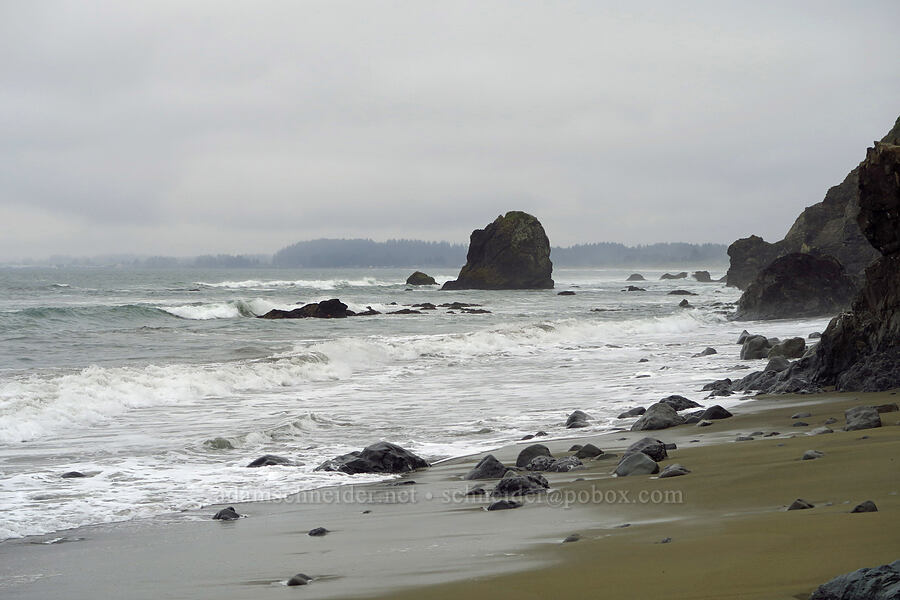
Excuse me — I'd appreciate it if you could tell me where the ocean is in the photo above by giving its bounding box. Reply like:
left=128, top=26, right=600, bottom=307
left=0, top=266, right=831, bottom=541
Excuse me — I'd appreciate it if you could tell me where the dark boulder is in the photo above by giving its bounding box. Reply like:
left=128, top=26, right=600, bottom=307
left=259, top=298, right=352, bottom=319
left=487, top=500, right=523, bottom=511
left=843, top=406, right=882, bottom=431
left=247, top=455, right=293, bottom=468
left=557, top=290, right=576, bottom=296
left=212, top=507, right=241, bottom=521
left=668, top=289, right=697, bottom=296
left=701, top=378, right=732, bottom=395
left=618, top=406, right=646, bottom=418
left=678, top=299, right=693, bottom=309
left=624, top=437, right=668, bottom=462
left=574, top=443, right=604, bottom=459
left=315, top=442, right=429, bottom=474
left=741, top=335, right=772, bottom=360
left=308, top=527, right=329, bottom=536
left=463, top=454, right=509, bottom=480
left=442, top=211, right=554, bottom=290
left=287, top=574, right=313, bottom=587
left=699, top=405, right=732, bottom=420
left=515, top=444, right=551, bottom=468
left=737, top=330, right=751, bottom=344
left=768, top=337, right=806, bottom=359
left=809, top=559, right=900, bottom=600
left=492, top=471, right=549, bottom=497
left=626, top=273, right=646, bottom=281
left=692, top=271, right=712, bottom=282
left=614, top=452, right=660, bottom=476
left=658, top=395, right=702, bottom=411
left=406, top=271, right=437, bottom=285
left=850, top=500, right=878, bottom=513
left=631, top=403, right=685, bottom=431
left=566, top=410, right=591, bottom=429
left=61, top=471, right=87, bottom=478
left=734, top=253, right=856, bottom=320
left=660, top=272, right=688, bottom=280
left=801, top=450, right=824, bottom=460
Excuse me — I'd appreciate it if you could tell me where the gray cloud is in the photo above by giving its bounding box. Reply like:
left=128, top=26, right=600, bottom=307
left=2, top=0, right=899, bottom=260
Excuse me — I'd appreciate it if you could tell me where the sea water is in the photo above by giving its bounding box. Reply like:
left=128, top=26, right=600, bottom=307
left=0, top=266, right=830, bottom=540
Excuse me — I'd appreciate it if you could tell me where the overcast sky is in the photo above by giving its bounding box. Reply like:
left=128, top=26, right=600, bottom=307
left=1, top=1, right=898, bottom=260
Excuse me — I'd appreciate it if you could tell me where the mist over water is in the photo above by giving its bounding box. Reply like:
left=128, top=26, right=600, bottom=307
left=0, top=267, right=829, bottom=540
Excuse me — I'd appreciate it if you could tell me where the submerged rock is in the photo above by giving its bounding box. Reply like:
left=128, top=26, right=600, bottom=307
left=442, top=211, right=554, bottom=290
left=259, top=298, right=353, bottom=319
left=212, top=507, right=241, bottom=521
left=566, top=410, right=591, bottom=429
left=308, top=527, right=329, bottom=536
left=287, top=573, right=313, bottom=587
left=246, top=455, right=293, bottom=468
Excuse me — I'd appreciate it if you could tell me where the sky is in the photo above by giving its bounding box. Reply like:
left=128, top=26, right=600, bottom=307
left=1, top=1, right=899, bottom=261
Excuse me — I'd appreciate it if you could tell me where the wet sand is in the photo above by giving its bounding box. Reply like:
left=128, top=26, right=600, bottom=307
left=1, top=392, right=897, bottom=599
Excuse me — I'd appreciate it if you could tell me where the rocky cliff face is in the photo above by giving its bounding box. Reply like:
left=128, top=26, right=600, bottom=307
left=810, top=142, right=900, bottom=391
left=442, top=211, right=554, bottom=290
left=725, top=117, right=900, bottom=289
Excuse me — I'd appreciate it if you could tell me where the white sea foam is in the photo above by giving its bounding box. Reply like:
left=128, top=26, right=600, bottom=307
left=195, top=277, right=391, bottom=290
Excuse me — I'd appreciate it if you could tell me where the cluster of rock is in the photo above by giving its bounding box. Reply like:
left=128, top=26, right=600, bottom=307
left=622, top=395, right=732, bottom=430
left=442, top=211, right=554, bottom=290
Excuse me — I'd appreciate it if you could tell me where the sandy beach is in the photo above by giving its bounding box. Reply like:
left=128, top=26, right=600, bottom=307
left=1, top=391, right=897, bottom=600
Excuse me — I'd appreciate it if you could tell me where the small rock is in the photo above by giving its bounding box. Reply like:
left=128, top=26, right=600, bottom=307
left=697, top=420, right=714, bottom=427
left=660, top=537, right=672, bottom=543
left=618, top=406, right=646, bottom=418
left=823, top=417, right=838, bottom=425
left=699, top=405, right=732, bottom=420
left=557, top=291, right=576, bottom=296
left=487, top=500, right=523, bottom=511
left=61, top=471, right=87, bottom=479
left=465, top=487, right=486, bottom=496
left=562, top=534, right=581, bottom=543
left=212, top=507, right=241, bottom=521
left=808, top=426, right=833, bottom=435
left=792, top=412, right=812, bottom=419
left=520, top=434, right=535, bottom=440
left=850, top=500, right=878, bottom=513
left=568, top=444, right=583, bottom=452
left=566, top=410, right=591, bottom=429
left=736, top=436, right=754, bottom=442
left=535, top=431, right=549, bottom=437
left=802, top=450, right=824, bottom=461
left=492, top=471, right=549, bottom=497
left=792, top=421, right=809, bottom=427
left=464, top=454, right=509, bottom=480
left=659, top=463, right=691, bottom=478
left=308, top=527, right=329, bottom=537
left=808, top=332, right=821, bottom=339
left=787, top=499, right=814, bottom=511
left=287, top=573, right=313, bottom=586
left=692, top=347, right=717, bottom=357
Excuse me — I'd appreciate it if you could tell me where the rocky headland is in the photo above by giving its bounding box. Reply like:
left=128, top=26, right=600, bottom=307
left=725, top=116, right=900, bottom=290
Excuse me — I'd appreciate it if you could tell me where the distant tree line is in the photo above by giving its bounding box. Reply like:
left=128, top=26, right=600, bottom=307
left=551, top=242, right=728, bottom=266
left=272, top=239, right=468, bottom=268
left=272, top=238, right=727, bottom=267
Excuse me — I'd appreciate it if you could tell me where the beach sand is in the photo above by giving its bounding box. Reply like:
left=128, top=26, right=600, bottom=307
left=1, top=392, right=897, bottom=599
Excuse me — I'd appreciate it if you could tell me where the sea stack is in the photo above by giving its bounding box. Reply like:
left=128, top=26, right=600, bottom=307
left=442, top=211, right=554, bottom=290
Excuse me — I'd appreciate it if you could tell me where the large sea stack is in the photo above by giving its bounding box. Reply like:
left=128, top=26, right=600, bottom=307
left=442, top=211, right=554, bottom=290
left=725, top=117, right=900, bottom=290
